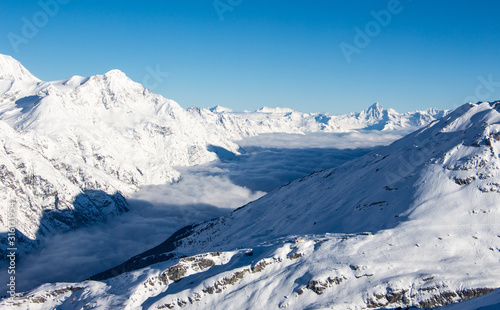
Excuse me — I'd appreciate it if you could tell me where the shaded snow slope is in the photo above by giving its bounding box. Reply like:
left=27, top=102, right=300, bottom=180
left=4, top=101, right=499, bottom=309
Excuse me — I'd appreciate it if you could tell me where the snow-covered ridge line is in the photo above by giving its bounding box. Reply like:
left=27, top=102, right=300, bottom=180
left=0, top=53, right=445, bottom=257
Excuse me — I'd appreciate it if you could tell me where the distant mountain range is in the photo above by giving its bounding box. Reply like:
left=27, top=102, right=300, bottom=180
left=0, top=54, right=447, bottom=256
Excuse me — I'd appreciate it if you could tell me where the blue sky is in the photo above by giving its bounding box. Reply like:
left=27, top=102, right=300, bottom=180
left=1, top=0, right=499, bottom=114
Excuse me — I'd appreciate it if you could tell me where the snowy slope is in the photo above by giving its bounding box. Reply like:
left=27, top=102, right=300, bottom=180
left=5, top=101, right=499, bottom=309
left=0, top=53, right=445, bottom=257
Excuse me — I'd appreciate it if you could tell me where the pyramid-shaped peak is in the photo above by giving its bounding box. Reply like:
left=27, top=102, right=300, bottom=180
left=367, top=102, right=383, bottom=111
left=362, top=102, right=385, bottom=119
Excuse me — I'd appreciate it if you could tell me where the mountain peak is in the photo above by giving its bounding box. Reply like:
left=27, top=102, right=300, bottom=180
left=367, top=102, right=383, bottom=111
left=83, top=68, right=143, bottom=95
left=0, top=53, right=40, bottom=83
left=103, top=69, right=128, bottom=78
left=360, top=102, right=385, bottom=121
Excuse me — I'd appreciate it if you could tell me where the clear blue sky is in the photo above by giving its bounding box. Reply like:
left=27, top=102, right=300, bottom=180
left=1, top=0, right=499, bottom=114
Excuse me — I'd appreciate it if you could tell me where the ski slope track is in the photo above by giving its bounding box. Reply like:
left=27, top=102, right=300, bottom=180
left=0, top=53, right=445, bottom=258
left=3, top=100, right=500, bottom=309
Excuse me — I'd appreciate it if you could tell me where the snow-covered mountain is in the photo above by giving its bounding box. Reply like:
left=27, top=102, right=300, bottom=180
left=5, top=101, right=499, bottom=309
left=0, top=55, right=235, bottom=256
left=0, top=53, right=445, bottom=257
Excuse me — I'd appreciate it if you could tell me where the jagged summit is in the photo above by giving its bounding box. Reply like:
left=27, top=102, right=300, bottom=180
left=362, top=102, right=385, bottom=118
left=368, top=101, right=382, bottom=110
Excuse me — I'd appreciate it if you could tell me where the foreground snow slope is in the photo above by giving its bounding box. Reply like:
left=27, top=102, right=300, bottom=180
left=5, top=101, right=499, bottom=309
left=0, top=54, right=445, bottom=255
